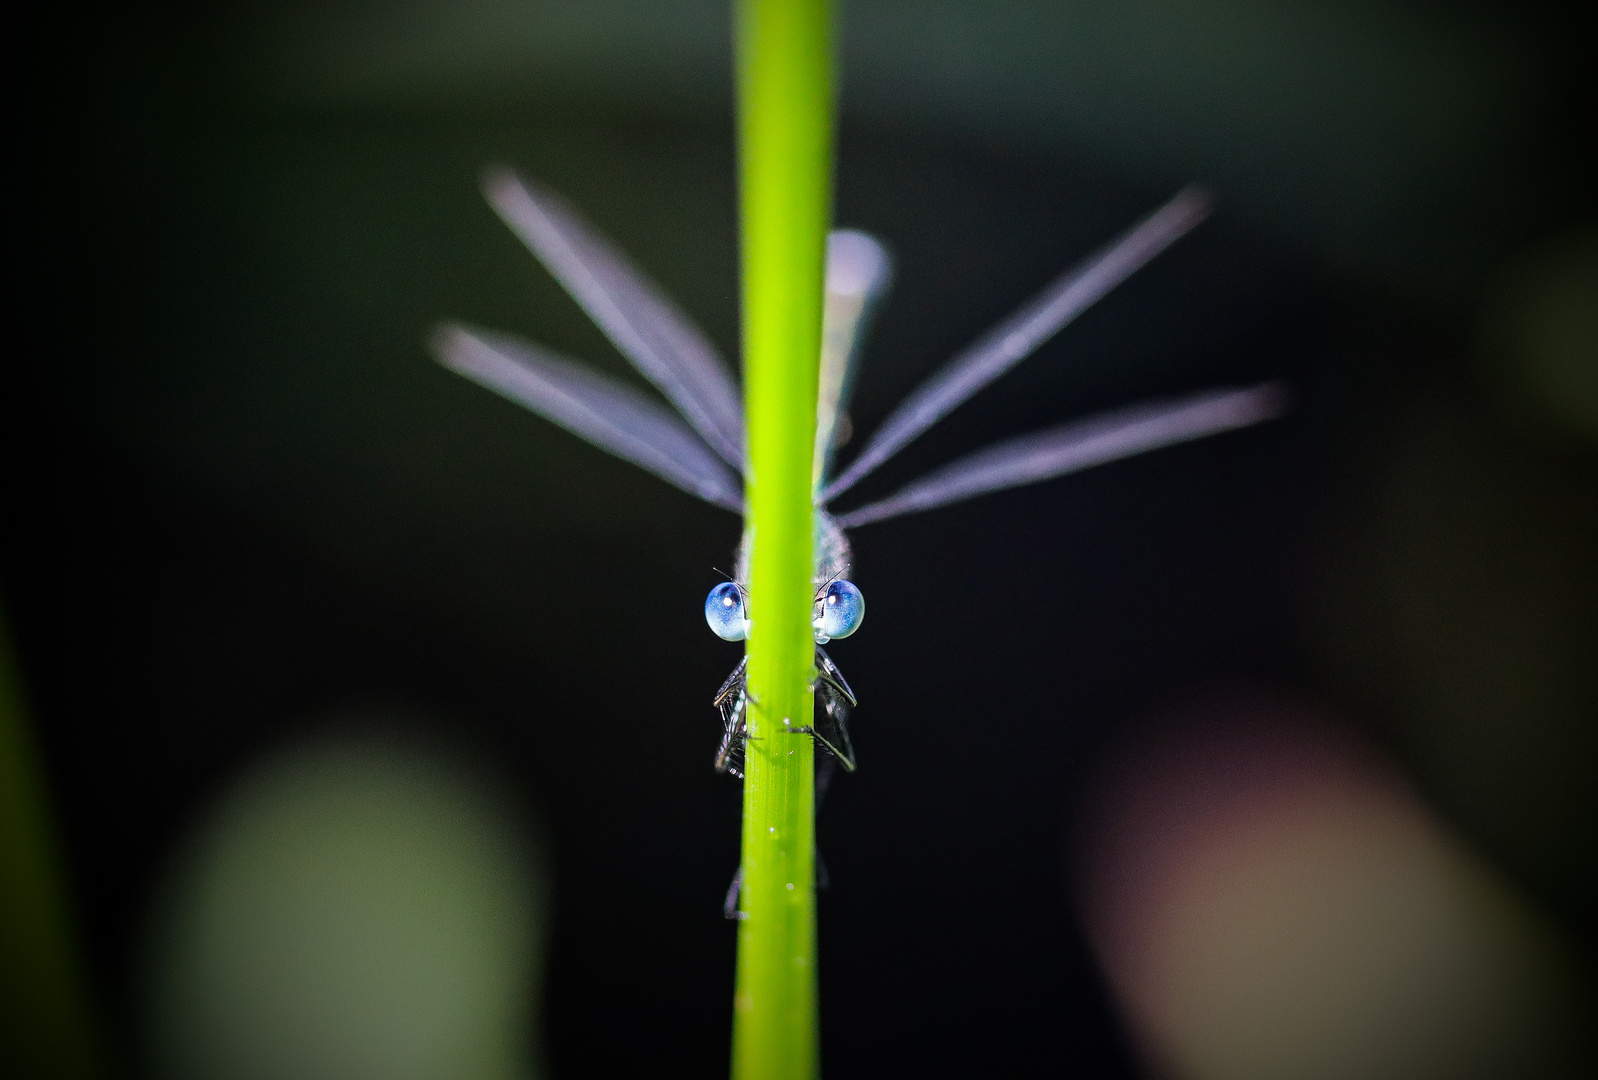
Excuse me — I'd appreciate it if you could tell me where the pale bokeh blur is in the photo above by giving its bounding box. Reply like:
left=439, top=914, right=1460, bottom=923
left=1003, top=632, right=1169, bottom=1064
left=1076, top=697, right=1588, bottom=1080
left=144, top=724, right=546, bottom=1080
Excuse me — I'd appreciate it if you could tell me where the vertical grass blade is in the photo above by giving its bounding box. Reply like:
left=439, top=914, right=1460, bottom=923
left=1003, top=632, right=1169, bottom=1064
left=1, top=598, right=105, bottom=1078
left=732, top=0, right=832, bottom=1077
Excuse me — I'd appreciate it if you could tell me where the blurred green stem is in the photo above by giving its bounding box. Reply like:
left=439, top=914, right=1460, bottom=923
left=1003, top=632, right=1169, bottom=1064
left=732, top=0, right=832, bottom=1077
left=1, top=596, right=104, bottom=1078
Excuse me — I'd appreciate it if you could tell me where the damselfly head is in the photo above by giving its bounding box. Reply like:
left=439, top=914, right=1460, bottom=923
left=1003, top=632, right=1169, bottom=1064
left=813, top=579, right=864, bottom=643
left=705, top=581, right=750, bottom=642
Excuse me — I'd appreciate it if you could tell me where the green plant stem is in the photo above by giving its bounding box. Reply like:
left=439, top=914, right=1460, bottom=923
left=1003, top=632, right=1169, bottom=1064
left=1, top=597, right=105, bottom=1078
left=732, top=0, right=832, bottom=1076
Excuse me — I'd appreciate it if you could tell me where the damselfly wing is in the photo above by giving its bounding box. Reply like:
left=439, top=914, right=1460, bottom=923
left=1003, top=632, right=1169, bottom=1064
left=434, top=169, right=1285, bottom=789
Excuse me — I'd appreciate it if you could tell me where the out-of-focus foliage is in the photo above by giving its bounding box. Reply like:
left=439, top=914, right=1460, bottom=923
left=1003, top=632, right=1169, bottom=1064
left=1079, top=695, right=1590, bottom=1080
left=145, top=724, right=547, bottom=1080
left=1, top=605, right=104, bottom=1079
left=231, top=0, right=1536, bottom=302
left=1478, top=229, right=1598, bottom=442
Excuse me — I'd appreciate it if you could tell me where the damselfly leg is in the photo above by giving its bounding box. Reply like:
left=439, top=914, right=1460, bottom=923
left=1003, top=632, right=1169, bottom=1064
left=789, top=646, right=857, bottom=772
left=719, top=650, right=850, bottom=919
left=713, top=655, right=750, bottom=779
left=712, top=648, right=857, bottom=779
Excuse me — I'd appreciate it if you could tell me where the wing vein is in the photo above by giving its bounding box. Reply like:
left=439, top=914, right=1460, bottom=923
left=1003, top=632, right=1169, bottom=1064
left=434, top=324, right=744, bottom=512
left=834, top=383, right=1285, bottom=528
left=483, top=169, right=746, bottom=469
left=822, top=187, right=1210, bottom=502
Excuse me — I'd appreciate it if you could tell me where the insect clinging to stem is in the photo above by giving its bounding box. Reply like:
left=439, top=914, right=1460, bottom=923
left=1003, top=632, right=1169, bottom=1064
left=433, top=168, right=1285, bottom=794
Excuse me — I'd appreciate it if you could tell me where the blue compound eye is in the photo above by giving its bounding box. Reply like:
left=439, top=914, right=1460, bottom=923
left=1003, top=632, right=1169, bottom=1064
left=813, top=579, right=864, bottom=642
left=705, top=582, right=749, bottom=641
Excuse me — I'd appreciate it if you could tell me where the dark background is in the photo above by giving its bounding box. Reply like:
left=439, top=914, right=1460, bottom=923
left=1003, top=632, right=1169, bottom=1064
left=9, top=2, right=1594, bottom=1076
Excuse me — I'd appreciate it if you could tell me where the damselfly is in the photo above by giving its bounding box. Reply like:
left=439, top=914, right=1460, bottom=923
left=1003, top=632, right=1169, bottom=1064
left=434, top=169, right=1283, bottom=789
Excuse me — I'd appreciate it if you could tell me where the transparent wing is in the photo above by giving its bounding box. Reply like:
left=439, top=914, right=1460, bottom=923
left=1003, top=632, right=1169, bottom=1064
left=815, top=230, right=893, bottom=490
left=434, top=323, right=744, bottom=512
left=821, top=187, right=1211, bottom=502
left=483, top=168, right=746, bottom=469
left=834, top=383, right=1285, bottom=528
